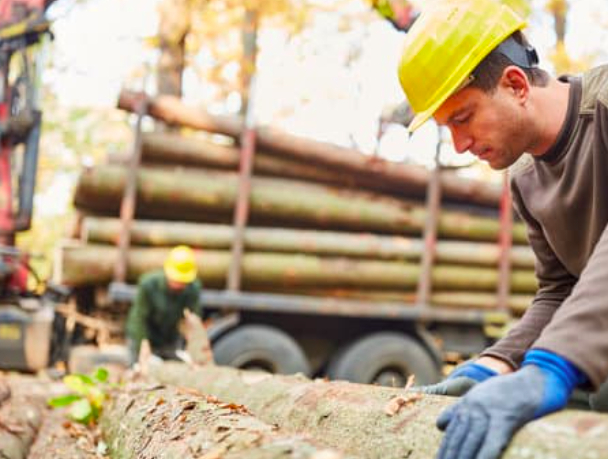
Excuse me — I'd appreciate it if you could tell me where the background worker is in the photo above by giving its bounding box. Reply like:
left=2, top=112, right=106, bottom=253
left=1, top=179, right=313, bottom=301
left=125, top=245, right=202, bottom=364
left=397, top=0, right=608, bottom=458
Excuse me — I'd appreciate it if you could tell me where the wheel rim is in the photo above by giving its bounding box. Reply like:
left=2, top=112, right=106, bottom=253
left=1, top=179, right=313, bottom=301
left=233, top=355, right=277, bottom=373
left=372, top=367, right=409, bottom=387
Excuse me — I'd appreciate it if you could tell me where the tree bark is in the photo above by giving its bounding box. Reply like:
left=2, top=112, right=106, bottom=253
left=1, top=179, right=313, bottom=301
left=148, top=363, right=608, bottom=459
left=27, top=408, right=102, bottom=459
left=0, top=377, right=49, bottom=459
left=73, top=165, right=528, bottom=243
left=156, top=0, right=191, bottom=100
left=140, top=132, right=499, bottom=215
left=82, top=217, right=535, bottom=268
left=56, top=243, right=537, bottom=293
left=100, top=382, right=351, bottom=459
left=117, top=90, right=503, bottom=208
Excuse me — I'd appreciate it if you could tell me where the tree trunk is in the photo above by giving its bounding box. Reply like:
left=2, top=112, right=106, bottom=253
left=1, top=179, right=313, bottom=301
left=82, top=217, right=535, bottom=268
left=156, top=0, right=191, bottom=100
left=140, top=132, right=499, bottom=216
left=73, top=165, right=528, bottom=243
left=0, top=377, right=48, bottom=459
left=56, top=243, right=537, bottom=293
left=239, top=7, right=258, bottom=116
left=117, top=90, right=503, bottom=208
left=100, top=382, right=351, bottom=459
left=148, top=363, right=608, bottom=459
left=27, top=407, right=101, bottom=459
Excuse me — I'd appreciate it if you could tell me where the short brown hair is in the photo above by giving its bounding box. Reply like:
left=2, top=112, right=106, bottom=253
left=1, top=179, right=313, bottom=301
left=469, top=31, right=550, bottom=92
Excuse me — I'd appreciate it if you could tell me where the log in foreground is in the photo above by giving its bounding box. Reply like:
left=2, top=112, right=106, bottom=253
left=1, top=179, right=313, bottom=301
left=82, top=217, right=536, bottom=269
left=101, top=382, right=352, bottom=459
left=57, top=243, right=537, bottom=293
left=0, top=376, right=53, bottom=459
left=27, top=407, right=101, bottom=459
left=118, top=90, right=503, bottom=208
left=149, top=363, right=608, bottom=459
left=73, top=165, right=528, bottom=243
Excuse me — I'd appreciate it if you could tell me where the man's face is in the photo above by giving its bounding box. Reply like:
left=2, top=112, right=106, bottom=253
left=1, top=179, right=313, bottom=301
left=167, top=278, right=188, bottom=291
left=434, top=79, right=530, bottom=170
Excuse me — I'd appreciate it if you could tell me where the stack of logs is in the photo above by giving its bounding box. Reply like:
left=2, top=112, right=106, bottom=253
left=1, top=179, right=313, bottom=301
left=58, top=90, right=536, bottom=316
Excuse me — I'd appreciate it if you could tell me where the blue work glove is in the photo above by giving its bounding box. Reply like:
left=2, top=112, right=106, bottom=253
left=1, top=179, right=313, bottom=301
left=435, top=349, right=586, bottom=459
left=420, top=361, right=498, bottom=396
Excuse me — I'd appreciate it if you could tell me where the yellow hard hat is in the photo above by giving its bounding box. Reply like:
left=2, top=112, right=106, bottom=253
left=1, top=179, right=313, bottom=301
left=398, top=0, right=527, bottom=132
left=164, top=245, right=198, bottom=283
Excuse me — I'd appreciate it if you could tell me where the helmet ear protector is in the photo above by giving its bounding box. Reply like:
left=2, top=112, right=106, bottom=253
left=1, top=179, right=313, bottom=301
left=494, top=35, right=539, bottom=69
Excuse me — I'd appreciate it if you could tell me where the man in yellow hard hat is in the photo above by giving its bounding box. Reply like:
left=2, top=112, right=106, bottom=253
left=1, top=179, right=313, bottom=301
left=125, top=245, right=202, bottom=363
left=398, top=0, right=608, bottom=457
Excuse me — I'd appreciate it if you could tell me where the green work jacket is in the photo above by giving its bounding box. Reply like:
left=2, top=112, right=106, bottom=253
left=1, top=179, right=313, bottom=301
left=125, top=269, right=202, bottom=353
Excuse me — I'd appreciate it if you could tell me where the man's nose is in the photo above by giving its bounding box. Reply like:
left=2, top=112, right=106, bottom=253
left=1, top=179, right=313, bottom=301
left=450, top=128, right=473, bottom=154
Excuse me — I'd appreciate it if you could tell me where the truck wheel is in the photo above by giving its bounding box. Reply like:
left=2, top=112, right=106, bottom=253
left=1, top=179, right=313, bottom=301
left=212, top=325, right=311, bottom=376
left=327, top=332, right=441, bottom=386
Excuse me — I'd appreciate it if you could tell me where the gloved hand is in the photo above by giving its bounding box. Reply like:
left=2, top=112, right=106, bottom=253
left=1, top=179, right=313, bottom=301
left=435, top=349, right=586, bottom=459
left=419, top=360, right=498, bottom=396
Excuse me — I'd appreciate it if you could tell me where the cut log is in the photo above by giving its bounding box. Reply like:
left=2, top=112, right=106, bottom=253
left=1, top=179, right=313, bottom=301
left=73, top=165, right=528, bottom=243
left=142, top=131, right=371, bottom=188
left=118, top=90, right=503, bottom=208
left=0, top=376, right=51, bottom=459
left=56, top=243, right=537, bottom=293
left=100, top=382, right=351, bottom=459
left=140, top=132, right=500, bottom=215
left=149, top=363, right=608, bottom=459
left=27, top=408, right=102, bottom=459
left=82, top=217, right=535, bottom=268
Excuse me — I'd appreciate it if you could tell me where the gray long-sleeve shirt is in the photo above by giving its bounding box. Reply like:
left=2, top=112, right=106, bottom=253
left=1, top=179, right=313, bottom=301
left=481, top=65, right=608, bottom=388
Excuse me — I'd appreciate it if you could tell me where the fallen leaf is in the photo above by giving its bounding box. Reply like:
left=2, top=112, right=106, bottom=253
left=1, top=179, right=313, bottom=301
left=384, top=392, right=423, bottom=416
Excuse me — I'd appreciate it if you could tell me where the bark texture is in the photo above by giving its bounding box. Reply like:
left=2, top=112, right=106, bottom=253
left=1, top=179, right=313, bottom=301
left=100, top=382, right=351, bottom=459
left=57, top=244, right=537, bottom=293
left=140, top=132, right=500, bottom=215
left=82, top=217, right=535, bottom=268
left=149, top=363, right=608, bottom=459
left=73, top=165, right=528, bottom=243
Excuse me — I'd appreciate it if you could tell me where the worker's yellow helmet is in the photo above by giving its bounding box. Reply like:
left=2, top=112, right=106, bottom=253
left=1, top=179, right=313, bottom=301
left=398, top=0, right=527, bottom=132
left=164, top=245, right=198, bottom=283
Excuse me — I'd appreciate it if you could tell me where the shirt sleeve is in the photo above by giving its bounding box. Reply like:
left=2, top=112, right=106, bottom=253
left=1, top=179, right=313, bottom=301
left=481, top=180, right=577, bottom=369
left=125, top=279, right=152, bottom=354
left=531, top=219, right=608, bottom=388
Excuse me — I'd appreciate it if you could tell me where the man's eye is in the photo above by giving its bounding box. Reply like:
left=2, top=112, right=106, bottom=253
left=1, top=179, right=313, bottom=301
left=453, top=114, right=470, bottom=125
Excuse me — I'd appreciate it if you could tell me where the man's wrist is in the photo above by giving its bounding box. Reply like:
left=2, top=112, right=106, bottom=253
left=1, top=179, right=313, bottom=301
left=523, top=349, right=587, bottom=389
left=476, top=356, right=515, bottom=375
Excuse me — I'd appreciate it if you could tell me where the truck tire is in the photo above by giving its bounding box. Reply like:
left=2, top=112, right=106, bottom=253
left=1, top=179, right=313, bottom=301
left=212, top=324, right=311, bottom=376
left=327, top=332, right=441, bottom=386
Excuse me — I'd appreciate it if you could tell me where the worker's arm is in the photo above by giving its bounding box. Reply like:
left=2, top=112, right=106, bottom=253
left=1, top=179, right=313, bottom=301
left=185, top=280, right=203, bottom=317
left=125, top=280, right=151, bottom=359
left=479, top=182, right=577, bottom=369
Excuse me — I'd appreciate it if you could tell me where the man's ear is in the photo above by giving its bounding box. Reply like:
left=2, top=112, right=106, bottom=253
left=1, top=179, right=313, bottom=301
left=500, top=66, right=530, bottom=103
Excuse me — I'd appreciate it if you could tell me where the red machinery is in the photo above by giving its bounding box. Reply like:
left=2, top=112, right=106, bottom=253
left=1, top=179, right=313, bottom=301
left=0, top=0, right=69, bottom=372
